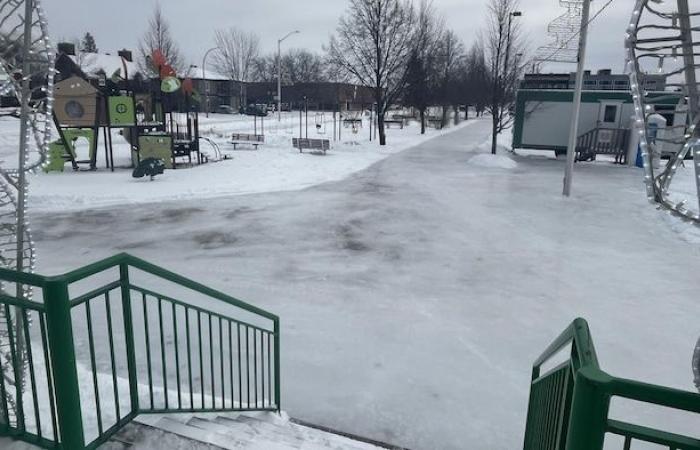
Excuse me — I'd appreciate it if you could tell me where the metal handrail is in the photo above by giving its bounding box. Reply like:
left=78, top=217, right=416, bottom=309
left=525, top=318, right=700, bottom=450
left=532, top=317, right=599, bottom=373
left=54, top=253, right=279, bottom=322
left=0, top=253, right=281, bottom=450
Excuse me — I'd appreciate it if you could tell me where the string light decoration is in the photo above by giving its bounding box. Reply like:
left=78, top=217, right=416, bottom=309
left=535, top=0, right=585, bottom=64
left=0, top=0, right=55, bottom=425
left=625, top=0, right=700, bottom=223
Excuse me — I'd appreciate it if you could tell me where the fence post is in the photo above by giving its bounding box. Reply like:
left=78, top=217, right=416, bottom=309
left=119, top=263, right=140, bottom=414
left=565, top=366, right=610, bottom=450
left=43, top=279, right=85, bottom=450
left=274, top=317, right=281, bottom=413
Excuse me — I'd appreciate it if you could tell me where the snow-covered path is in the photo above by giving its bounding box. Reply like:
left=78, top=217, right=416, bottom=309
left=30, top=119, right=700, bottom=449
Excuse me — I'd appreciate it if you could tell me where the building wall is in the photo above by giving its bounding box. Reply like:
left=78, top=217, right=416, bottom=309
left=513, top=89, right=683, bottom=151
left=245, top=82, right=374, bottom=110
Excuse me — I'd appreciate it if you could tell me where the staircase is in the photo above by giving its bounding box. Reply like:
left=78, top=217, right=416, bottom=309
left=103, top=412, right=389, bottom=449
left=575, top=127, right=630, bottom=163
left=0, top=254, right=281, bottom=450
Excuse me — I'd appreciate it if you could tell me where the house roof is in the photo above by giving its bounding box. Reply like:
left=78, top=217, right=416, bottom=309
left=188, top=68, right=231, bottom=81
left=70, top=53, right=140, bottom=79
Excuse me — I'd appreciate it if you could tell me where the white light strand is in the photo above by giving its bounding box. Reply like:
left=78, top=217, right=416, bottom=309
left=627, top=0, right=700, bottom=223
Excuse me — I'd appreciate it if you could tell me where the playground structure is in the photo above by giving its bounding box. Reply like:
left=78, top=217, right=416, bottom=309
left=626, top=0, right=700, bottom=223
left=50, top=52, right=205, bottom=172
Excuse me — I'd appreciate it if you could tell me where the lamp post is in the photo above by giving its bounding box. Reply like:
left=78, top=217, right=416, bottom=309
left=202, top=47, right=218, bottom=118
left=278, top=30, right=300, bottom=121
left=503, top=11, right=522, bottom=95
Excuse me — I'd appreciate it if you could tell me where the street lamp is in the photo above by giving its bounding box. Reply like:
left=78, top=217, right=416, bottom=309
left=504, top=11, right=522, bottom=83
left=278, top=30, right=300, bottom=121
left=202, top=47, right=219, bottom=117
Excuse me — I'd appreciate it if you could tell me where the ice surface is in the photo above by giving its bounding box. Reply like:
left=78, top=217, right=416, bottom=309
left=6, top=119, right=699, bottom=449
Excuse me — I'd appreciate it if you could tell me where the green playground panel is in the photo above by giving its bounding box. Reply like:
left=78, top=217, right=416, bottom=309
left=44, top=141, right=68, bottom=172
left=44, top=129, right=96, bottom=172
left=108, top=96, right=136, bottom=127
left=137, top=134, right=173, bottom=169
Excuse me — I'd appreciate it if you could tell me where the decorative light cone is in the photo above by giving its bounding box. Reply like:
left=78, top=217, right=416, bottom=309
left=0, top=0, right=55, bottom=426
left=535, top=0, right=585, bottom=64
left=626, top=0, right=700, bottom=223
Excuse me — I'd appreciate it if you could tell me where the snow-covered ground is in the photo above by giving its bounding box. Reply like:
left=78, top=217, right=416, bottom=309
left=0, top=112, right=473, bottom=212
left=11, top=119, right=696, bottom=449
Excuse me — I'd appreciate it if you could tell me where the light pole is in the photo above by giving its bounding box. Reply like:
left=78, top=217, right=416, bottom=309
left=202, top=47, right=218, bottom=118
left=503, top=11, right=522, bottom=94
left=563, top=0, right=591, bottom=197
left=278, top=30, right=300, bottom=121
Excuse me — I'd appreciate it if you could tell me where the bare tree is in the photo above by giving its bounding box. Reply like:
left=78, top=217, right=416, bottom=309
left=483, top=0, right=525, bottom=154
left=252, top=54, right=277, bottom=82
left=212, top=28, right=260, bottom=82
left=282, top=49, right=326, bottom=84
left=138, top=4, right=184, bottom=76
left=328, top=0, right=416, bottom=145
left=434, top=29, right=464, bottom=127
left=404, top=0, right=444, bottom=134
left=461, top=42, right=490, bottom=118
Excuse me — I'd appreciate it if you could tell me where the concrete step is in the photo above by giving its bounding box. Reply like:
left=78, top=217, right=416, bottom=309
left=187, top=416, right=258, bottom=441
left=215, top=415, right=305, bottom=448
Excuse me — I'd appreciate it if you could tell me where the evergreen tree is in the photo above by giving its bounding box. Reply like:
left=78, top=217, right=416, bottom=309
left=81, top=32, right=98, bottom=53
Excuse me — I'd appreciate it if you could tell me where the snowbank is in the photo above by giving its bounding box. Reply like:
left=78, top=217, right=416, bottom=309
left=11, top=113, right=477, bottom=212
left=468, top=153, right=517, bottom=170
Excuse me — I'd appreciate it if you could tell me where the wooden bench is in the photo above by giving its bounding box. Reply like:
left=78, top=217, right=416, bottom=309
left=230, top=133, right=265, bottom=150
left=426, top=118, right=443, bottom=129
left=384, top=119, right=405, bottom=129
left=293, top=137, right=330, bottom=154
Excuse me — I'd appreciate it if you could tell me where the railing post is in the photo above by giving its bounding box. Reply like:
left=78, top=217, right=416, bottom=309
left=119, top=263, right=140, bottom=414
left=43, top=279, right=85, bottom=450
left=274, top=317, right=281, bottom=413
left=564, top=366, right=610, bottom=450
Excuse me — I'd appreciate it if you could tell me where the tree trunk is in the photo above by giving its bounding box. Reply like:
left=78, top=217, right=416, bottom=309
left=378, top=113, right=386, bottom=145
left=420, top=109, right=426, bottom=134
left=453, top=106, right=459, bottom=125
left=491, top=111, right=499, bottom=154
left=441, top=106, right=448, bottom=129
left=464, top=107, right=469, bottom=120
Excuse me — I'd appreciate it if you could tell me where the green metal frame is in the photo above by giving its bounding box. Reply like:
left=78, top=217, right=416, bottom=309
left=0, top=253, right=280, bottom=450
left=524, top=318, right=700, bottom=450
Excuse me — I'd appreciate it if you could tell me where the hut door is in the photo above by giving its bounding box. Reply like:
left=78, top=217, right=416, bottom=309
left=597, top=101, right=622, bottom=129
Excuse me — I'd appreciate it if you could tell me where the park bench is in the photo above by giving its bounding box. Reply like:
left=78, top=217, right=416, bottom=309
left=426, top=117, right=443, bottom=129
left=293, top=137, right=330, bottom=155
left=230, top=133, right=265, bottom=150
left=384, top=118, right=405, bottom=129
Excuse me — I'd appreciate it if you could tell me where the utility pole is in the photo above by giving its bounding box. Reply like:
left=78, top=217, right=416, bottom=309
left=278, top=30, right=299, bottom=121
left=563, top=0, right=591, bottom=197
left=202, top=47, right=218, bottom=118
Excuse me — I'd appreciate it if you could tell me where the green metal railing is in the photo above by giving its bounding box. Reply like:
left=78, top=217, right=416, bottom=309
left=0, top=253, right=280, bottom=450
left=524, top=318, right=700, bottom=450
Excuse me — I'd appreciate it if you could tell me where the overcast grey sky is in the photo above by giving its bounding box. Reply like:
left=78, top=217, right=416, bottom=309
left=44, top=0, right=631, bottom=74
